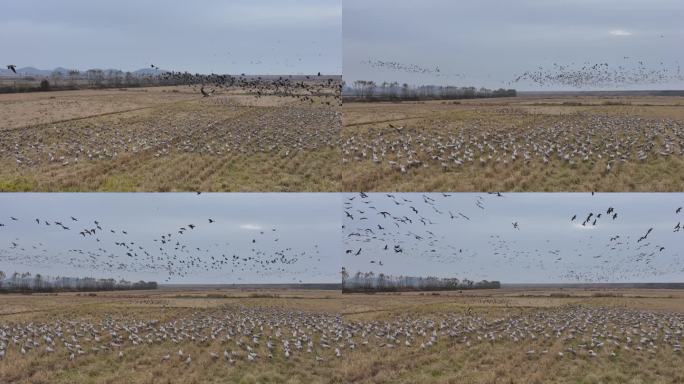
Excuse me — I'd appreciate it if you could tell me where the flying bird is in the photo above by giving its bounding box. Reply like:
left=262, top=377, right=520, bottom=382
left=200, top=86, right=215, bottom=97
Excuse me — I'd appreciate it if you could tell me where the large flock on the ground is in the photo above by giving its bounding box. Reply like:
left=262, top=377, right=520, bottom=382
left=343, top=110, right=684, bottom=174
left=0, top=306, right=345, bottom=364
left=0, top=305, right=681, bottom=364
left=0, top=73, right=341, bottom=168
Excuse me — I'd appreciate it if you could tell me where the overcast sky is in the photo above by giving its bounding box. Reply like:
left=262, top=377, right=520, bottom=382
left=0, top=0, right=341, bottom=74
left=344, top=0, right=684, bottom=90
left=0, top=193, right=341, bottom=284
left=343, top=193, right=684, bottom=284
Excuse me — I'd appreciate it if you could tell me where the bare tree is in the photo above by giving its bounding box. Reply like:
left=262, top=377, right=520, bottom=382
left=86, top=69, right=104, bottom=87
left=343, top=271, right=500, bottom=293
left=340, top=267, right=349, bottom=290
left=124, top=72, right=136, bottom=87
left=365, top=81, right=376, bottom=97
left=401, top=83, right=410, bottom=98
left=0, top=271, right=157, bottom=292
left=347, top=81, right=516, bottom=102
left=50, top=70, right=62, bottom=87
left=67, top=69, right=80, bottom=87
left=353, top=80, right=366, bottom=97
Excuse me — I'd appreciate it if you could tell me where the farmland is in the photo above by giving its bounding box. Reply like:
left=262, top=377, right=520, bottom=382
left=1, top=287, right=682, bottom=383
left=0, top=84, right=341, bottom=192
left=342, top=96, right=684, bottom=191
left=0, top=288, right=347, bottom=384
left=342, top=287, right=684, bottom=384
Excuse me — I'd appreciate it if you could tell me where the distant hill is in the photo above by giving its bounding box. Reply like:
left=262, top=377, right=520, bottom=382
left=0, top=66, right=169, bottom=77
left=0, top=66, right=53, bottom=76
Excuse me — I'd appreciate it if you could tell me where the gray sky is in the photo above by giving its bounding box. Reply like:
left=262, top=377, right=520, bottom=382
left=0, top=193, right=341, bottom=284
left=344, top=0, right=684, bottom=90
left=343, top=193, right=684, bottom=284
left=0, top=0, right=341, bottom=74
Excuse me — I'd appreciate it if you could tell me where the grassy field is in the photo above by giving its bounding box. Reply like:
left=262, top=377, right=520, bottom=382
left=342, top=96, right=684, bottom=191
left=0, top=86, right=341, bottom=192
left=1, top=288, right=681, bottom=383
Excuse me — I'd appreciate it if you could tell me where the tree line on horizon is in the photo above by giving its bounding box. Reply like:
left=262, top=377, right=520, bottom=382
left=0, top=69, right=179, bottom=93
left=341, top=268, right=501, bottom=293
left=343, top=80, right=517, bottom=101
left=0, top=271, right=158, bottom=293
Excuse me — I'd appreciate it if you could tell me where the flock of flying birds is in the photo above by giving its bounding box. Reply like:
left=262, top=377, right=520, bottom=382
left=343, top=192, right=684, bottom=282
left=157, top=70, right=342, bottom=106
left=511, top=59, right=683, bottom=88
left=5, top=62, right=341, bottom=105
left=358, top=56, right=683, bottom=89
left=0, top=205, right=326, bottom=283
left=5, top=63, right=341, bottom=105
left=360, top=59, right=464, bottom=79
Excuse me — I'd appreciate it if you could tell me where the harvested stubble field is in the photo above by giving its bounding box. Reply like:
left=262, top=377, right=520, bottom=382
left=1, top=288, right=682, bottom=384
left=342, top=96, right=684, bottom=191
left=0, top=86, right=340, bottom=192
left=342, top=288, right=684, bottom=384
left=0, top=289, right=349, bottom=384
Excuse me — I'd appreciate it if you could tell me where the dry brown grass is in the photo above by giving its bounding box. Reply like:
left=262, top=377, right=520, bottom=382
left=340, top=288, right=684, bottom=384
left=1, top=288, right=682, bottom=383
left=0, top=289, right=349, bottom=384
left=0, top=86, right=341, bottom=192
left=342, top=96, right=684, bottom=192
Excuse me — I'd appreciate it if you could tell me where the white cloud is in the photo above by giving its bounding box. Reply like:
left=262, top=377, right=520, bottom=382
left=240, top=224, right=263, bottom=231
left=572, top=222, right=597, bottom=230
left=609, top=29, right=633, bottom=36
